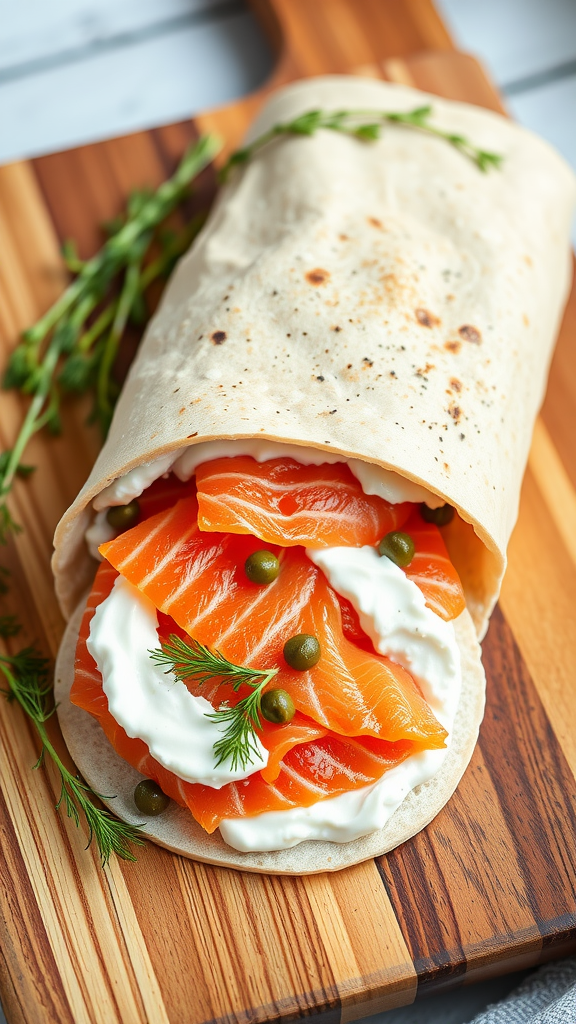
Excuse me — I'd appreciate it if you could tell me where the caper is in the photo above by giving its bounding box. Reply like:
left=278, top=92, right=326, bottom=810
left=261, top=688, right=296, bottom=724
left=244, top=550, right=280, bottom=585
left=106, top=499, right=140, bottom=531
left=283, top=634, right=321, bottom=671
left=133, top=779, right=170, bottom=816
left=420, top=502, right=455, bottom=526
left=378, top=530, right=415, bottom=567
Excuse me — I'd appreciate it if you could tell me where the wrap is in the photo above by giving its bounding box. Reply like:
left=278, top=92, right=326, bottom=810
left=53, top=76, right=575, bottom=638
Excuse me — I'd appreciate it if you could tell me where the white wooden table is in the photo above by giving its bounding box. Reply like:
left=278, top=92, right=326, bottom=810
left=1, top=2, right=575, bottom=1022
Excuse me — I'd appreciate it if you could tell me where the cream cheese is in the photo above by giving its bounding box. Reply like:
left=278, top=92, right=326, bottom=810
left=85, top=509, right=116, bottom=561
left=219, top=746, right=447, bottom=851
left=219, top=546, right=461, bottom=851
left=307, top=546, right=460, bottom=729
left=87, top=574, right=268, bottom=788
left=91, top=439, right=444, bottom=514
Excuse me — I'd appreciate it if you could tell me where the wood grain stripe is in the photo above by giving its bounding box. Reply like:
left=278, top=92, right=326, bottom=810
left=528, top=417, right=576, bottom=567
left=479, top=609, right=576, bottom=948
left=0, top=781, right=74, bottom=1024
left=500, top=467, right=576, bottom=779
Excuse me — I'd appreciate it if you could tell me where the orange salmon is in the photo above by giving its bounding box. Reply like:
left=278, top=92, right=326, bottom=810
left=195, top=456, right=412, bottom=548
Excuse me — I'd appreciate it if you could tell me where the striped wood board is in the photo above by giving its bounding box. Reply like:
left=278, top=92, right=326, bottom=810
left=1, top=2, right=576, bottom=1022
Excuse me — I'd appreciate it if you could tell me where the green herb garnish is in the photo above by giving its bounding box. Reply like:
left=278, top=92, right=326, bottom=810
left=220, top=105, right=503, bottom=181
left=150, top=634, right=279, bottom=771
left=0, top=133, right=222, bottom=864
left=0, top=646, right=144, bottom=865
left=0, top=133, right=221, bottom=543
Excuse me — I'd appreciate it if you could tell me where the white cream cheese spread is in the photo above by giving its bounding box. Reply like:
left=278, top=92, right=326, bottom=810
left=219, top=746, right=448, bottom=851
left=219, top=548, right=461, bottom=851
left=92, top=439, right=444, bottom=513
left=307, top=546, right=460, bottom=730
left=87, top=574, right=268, bottom=788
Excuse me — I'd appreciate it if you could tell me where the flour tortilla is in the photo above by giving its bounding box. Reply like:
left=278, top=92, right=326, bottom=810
left=55, top=601, right=484, bottom=874
left=51, top=76, right=572, bottom=869
left=52, top=76, right=576, bottom=638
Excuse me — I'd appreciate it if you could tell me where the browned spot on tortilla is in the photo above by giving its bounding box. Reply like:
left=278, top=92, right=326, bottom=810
left=448, top=402, right=462, bottom=422
left=179, top=407, right=186, bottom=414
left=445, top=339, right=462, bottom=354
left=450, top=377, right=463, bottom=392
left=305, top=268, right=330, bottom=286
left=524, top=254, right=533, bottom=267
left=415, top=308, right=440, bottom=328
left=368, top=217, right=383, bottom=229
left=332, top=325, right=342, bottom=332
left=458, top=324, right=481, bottom=344
left=211, top=330, right=227, bottom=344
left=416, top=362, right=435, bottom=377
left=187, top=432, right=199, bottom=439
left=339, top=233, right=349, bottom=241
left=523, top=314, right=530, bottom=327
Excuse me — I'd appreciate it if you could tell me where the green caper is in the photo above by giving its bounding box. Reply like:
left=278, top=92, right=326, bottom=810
left=283, top=634, right=321, bottom=671
left=106, top=499, right=140, bottom=532
left=261, top=688, right=296, bottom=724
left=378, top=530, right=415, bottom=567
left=420, top=503, right=455, bottom=526
left=133, top=779, right=170, bottom=816
left=244, top=550, right=280, bottom=585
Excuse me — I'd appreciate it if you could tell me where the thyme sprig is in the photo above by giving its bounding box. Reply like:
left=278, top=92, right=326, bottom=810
left=220, top=105, right=503, bottom=180
left=0, top=646, right=144, bottom=865
left=0, top=134, right=221, bottom=543
left=150, top=634, right=278, bottom=771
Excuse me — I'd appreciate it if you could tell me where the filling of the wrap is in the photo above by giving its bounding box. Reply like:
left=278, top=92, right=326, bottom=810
left=72, top=445, right=466, bottom=852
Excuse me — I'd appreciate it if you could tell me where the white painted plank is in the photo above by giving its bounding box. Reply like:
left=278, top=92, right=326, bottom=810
left=0, top=0, right=222, bottom=68
left=508, top=75, right=576, bottom=171
left=0, top=9, right=273, bottom=164
left=437, top=0, right=576, bottom=86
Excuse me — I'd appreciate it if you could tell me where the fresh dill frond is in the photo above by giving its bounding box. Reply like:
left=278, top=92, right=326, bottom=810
left=0, top=646, right=144, bottom=865
left=150, top=634, right=278, bottom=770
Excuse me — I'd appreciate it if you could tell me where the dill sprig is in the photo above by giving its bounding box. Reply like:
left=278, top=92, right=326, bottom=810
left=0, top=133, right=221, bottom=543
left=0, top=645, right=144, bottom=865
left=220, top=105, right=503, bottom=181
left=150, top=634, right=278, bottom=771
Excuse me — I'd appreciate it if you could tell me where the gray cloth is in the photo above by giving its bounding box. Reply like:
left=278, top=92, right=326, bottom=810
left=467, top=958, right=576, bottom=1024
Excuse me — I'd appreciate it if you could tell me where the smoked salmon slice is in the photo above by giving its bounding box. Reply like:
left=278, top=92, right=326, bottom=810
left=71, top=565, right=421, bottom=832
left=402, top=510, right=466, bottom=621
left=100, top=500, right=447, bottom=748
left=195, top=456, right=412, bottom=549
left=71, top=561, right=326, bottom=782
left=138, top=474, right=195, bottom=520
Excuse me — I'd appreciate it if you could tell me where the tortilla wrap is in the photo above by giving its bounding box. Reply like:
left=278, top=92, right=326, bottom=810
left=51, top=77, right=574, bottom=868
left=55, top=600, right=484, bottom=874
left=53, top=76, right=576, bottom=638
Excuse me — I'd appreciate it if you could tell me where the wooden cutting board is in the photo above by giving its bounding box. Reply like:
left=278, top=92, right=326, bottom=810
left=1, top=2, right=576, bottom=1022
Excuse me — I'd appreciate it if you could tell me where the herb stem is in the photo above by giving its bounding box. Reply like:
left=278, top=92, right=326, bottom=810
left=0, top=650, right=144, bottom=865
left=0, top=330, right=62, bottom=501
left=220, top=106, right=503, bottom=181
left=78, top=302, right=118, bottom=353
left=96, top=238, right=148, bottom=433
